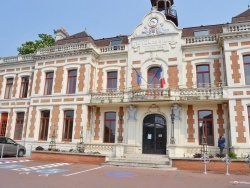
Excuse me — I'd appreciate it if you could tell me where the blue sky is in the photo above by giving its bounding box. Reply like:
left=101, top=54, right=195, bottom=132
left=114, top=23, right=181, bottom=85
left=0, top=0, right=249, bottom=57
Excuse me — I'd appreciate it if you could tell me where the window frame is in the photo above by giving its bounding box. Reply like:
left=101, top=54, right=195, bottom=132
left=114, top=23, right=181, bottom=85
left=39, top=111, right=50, bottom=141
left=194, top=30, right=209, bottom=37
left=20, top=76, right=29, bottom=98
left=107, top=71, right=118, bottom=92
left=67, top=70, right=77, bottom=94
left=4, top=78, right=14, bottom=99
left=198, top=110, right=214, bottom=146
left=103, top=112, right=116, bottom=143
left=243, top=55, right=250, bottom=85
left=147, top=67, right=160, bottom=88
left=196, top=64, right=211, bottom=88
left=62, top=110, right=74, bottom=142
left=14, top=112, right=25, bottom=140
left=44, top=72, right=54, bottom=95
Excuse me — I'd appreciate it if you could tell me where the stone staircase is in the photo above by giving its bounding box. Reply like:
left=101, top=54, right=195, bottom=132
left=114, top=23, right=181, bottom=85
left=102, top=154, right=177, bottom=171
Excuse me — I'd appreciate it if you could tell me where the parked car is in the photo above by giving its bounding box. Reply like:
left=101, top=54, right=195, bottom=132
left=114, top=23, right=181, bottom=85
left=0, top=137, right=26, bottom=157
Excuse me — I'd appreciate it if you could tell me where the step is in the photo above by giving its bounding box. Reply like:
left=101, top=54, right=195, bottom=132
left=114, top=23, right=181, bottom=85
left=108, top=158, right=169, bottom=165
left=102, top=162, right=176, bottom=171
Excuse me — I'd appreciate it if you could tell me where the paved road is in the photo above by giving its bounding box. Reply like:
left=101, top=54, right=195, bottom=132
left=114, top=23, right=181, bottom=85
left=0, top=157, right=249, bottom=188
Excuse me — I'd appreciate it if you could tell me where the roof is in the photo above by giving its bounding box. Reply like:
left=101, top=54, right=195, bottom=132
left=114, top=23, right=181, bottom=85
left=54, top=31, right=129, bottom=47
left=54, top=31, right=95, bottom=46
left=232, top=8, right=250, bottom=23
left=182, top=24, right=223, bottom=37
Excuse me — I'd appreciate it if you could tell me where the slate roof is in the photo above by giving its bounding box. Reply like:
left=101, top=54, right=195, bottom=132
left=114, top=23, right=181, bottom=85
left=232, top=8, right=250, bottom=23
left=54, top=8, right=250, bottom=45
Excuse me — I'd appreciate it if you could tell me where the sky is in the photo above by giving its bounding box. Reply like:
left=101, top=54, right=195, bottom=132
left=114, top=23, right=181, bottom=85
left=0, top=0, right=250, bottom=57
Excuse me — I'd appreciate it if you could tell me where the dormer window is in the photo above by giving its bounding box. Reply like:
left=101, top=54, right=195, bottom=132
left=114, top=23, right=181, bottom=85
left=110, top=39, right=122, bottom=46
left=194, top=30, right=209, bottom=37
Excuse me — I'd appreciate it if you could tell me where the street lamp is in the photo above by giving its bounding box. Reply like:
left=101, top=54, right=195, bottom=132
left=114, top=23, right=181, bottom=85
left=199, top=122, right=207, bottom=155
left=170, top=109, right=175, bottom=144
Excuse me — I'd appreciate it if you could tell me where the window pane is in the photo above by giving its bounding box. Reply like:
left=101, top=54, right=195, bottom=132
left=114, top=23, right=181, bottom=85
left=110, top=40, right=122, bottom=46
left=244, top=64, right=250, bottom=85
left=194, top=30, right=209, bottom=36
left=197, top=65, right=209, bottom=72
left=243, top=55, right=250, bottom=63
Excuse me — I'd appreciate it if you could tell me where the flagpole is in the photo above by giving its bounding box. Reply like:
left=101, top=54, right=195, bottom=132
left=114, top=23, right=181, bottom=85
left=131, top=65, right=148, bottom=84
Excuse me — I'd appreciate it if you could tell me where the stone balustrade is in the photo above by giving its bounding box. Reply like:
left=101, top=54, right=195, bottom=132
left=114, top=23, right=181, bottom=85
left=100, top=45, right=126, bottom=53
left=0, top=54, right=34, bottom=63
left=36, top=42, right=93, bottom=55
left=185, top=34, right=218, bottom=45
left=223, top=22, right=250, bottom=33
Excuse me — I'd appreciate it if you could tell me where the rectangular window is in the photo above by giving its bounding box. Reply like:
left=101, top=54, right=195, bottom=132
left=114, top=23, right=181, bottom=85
left=196, top=65, right=210, bottom=88
left=44, top=72, right=54, bottom=95
left=194, top=30, right=209, bottom=36
left=14, top=112, right=25, bottom=140
left=63, top=110, right=74, bottom=141
left=244, top=55, right=250, bottom=85
left=0, top=113, right=8, bottom=136
left=20, top=76, right=29, bottom=98
left=67, top=70, right=77, bottom=94
left=39, top=111, right=50, bottom=141
left=110, top=40, right=122, bottom=46
left=107, top=72, right=117, bottom=92
left=4, top=78, right=13, bottom=99
left=104, top=112, right=116, bottom=143
left=198, top=110, right=214, bottom=146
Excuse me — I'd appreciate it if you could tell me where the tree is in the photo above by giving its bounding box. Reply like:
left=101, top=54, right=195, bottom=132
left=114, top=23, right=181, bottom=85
left=17, top=34, right=55, bottom=55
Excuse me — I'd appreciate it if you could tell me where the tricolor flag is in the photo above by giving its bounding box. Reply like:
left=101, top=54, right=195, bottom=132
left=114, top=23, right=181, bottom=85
left=155, top=67, right=166, bottom=88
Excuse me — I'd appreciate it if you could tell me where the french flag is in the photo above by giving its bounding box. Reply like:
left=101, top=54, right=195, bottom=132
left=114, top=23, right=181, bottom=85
left=155, top=67, right=166, bottom=88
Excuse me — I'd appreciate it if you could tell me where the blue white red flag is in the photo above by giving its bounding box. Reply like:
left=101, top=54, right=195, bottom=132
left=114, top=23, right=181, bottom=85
left=155, top=67, right=166, bottom=88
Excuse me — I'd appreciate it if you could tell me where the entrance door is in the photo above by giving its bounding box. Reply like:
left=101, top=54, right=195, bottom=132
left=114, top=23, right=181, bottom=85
left=143, top=114, right=166, bottom=154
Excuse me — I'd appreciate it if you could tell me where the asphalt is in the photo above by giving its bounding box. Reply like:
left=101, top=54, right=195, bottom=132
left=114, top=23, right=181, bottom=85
left=0, top=157, right=249, bottom=188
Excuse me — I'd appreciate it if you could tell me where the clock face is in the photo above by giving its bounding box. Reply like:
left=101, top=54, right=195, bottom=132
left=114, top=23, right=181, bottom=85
left=149, top=18, right=158, bottom=27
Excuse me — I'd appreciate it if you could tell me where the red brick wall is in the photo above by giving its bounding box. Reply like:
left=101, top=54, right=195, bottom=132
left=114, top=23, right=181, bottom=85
left=172, top=159, right=249, bottom=174
left=31, top=152, right=105, bottom=165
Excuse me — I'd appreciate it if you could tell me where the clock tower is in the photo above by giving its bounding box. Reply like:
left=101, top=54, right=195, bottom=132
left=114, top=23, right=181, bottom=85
left=150, top=0, right=178, bottom=26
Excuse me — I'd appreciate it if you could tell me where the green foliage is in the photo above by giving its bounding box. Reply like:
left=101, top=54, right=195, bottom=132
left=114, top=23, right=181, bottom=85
left=17, top=33, right=55, bottom=55
left=229, top=152, right=237, bottom=159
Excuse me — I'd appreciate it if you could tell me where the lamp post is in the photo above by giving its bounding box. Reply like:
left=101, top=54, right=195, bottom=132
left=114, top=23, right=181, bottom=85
left=170, top=109, right=175, bottom=144
left=199, top=122, right=207, bottom=155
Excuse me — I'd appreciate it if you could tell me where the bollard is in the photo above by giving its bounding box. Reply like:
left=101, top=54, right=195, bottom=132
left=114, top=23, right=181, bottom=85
left=222, top=154, right=231, bottom=175
left=1, top=144, right=4, bottom=159
left=200, top=154, right=210, bottom=174
left=245, top=155, right=250, bottom=176
left=16, top=144, right=19, bottom=158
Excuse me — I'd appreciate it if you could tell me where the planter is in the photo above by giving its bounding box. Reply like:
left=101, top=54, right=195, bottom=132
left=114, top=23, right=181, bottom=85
left=171, top=158, right=249, bottom=174
left=31, top=151, right=106, bottom=165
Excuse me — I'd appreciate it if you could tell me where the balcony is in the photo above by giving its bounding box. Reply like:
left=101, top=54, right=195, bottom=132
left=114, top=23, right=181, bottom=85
left=184, top=34, right=218, bottom=45
left=223, top=22, right=250, bottom=33
left=89, top=84, right=225, bottom=104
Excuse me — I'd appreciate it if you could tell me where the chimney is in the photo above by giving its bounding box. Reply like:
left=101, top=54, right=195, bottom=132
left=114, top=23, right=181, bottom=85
left=55, top=28, right=69, bottom=41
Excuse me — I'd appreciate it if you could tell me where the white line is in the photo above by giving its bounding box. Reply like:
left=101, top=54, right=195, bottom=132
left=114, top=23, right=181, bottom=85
left=63, top=166, right=104, bottom=177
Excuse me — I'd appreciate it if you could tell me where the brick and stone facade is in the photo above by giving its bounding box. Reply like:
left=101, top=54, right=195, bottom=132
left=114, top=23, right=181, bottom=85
left=0, top=3, right=250, bottom=158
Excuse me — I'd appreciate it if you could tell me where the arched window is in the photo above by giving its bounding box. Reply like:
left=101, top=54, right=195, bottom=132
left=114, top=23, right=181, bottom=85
left=147, top=67, right=160, bottom=88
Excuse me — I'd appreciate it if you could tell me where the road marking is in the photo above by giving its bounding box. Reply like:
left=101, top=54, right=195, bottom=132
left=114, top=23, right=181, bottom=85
left=0, top=160, right=32, bottom=164
left=106, top=172, right=135, bottom=178
left=12, top=163, right=71, bottom=172
left=230, top=181, right=250, bottom=185
left=0, top=164, right=26, bottom=169
left=63, top=166, right=104, bottom=177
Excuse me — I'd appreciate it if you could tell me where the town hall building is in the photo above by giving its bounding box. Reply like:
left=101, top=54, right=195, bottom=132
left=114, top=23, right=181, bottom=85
left=1, top=0, right=250, bottom=159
